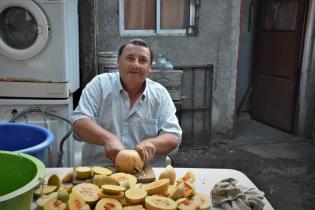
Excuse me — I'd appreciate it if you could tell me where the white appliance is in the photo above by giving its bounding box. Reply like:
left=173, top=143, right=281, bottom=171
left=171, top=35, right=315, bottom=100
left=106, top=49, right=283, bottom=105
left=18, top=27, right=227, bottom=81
left=0, top=0, right=79, bottom=97
left=0, top=0, right=80, bottom=167
left=0, top=98, right=74, bottom=166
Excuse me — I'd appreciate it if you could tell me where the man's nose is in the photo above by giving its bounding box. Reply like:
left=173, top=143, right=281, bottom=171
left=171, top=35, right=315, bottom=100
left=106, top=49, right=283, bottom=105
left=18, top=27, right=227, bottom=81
left=131, top=58, right=140, bottom=67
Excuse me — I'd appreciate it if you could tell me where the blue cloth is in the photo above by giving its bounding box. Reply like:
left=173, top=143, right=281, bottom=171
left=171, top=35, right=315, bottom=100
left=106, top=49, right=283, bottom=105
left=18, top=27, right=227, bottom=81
left=72, top=72, right=182, bottom=166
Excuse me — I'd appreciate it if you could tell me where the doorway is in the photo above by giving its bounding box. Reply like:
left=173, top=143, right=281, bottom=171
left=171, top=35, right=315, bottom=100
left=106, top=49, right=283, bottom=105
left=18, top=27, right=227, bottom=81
left=250, top=0, right=309, bottom=132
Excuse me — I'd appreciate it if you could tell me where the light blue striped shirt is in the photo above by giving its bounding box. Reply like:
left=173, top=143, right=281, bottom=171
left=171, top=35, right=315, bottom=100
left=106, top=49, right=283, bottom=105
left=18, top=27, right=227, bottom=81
left=72, top=72, right=182, bottom=166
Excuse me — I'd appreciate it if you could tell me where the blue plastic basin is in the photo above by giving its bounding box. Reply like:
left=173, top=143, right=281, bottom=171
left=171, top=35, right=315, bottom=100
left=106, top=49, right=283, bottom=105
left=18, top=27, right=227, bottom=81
left=0, top=123, right=54, bottom=161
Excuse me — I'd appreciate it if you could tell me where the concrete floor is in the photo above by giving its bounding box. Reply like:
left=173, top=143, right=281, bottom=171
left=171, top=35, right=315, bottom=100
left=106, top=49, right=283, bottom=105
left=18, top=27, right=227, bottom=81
left=170, top=113, right=315, bottom=210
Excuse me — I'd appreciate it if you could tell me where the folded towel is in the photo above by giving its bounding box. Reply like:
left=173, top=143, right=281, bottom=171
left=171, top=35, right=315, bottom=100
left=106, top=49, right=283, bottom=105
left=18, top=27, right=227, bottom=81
left=212, top=178, right=265, bottom=210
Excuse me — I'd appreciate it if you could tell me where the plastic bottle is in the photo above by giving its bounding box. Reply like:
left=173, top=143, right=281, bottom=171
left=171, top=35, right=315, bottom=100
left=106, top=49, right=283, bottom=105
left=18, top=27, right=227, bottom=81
left=164, top=58, right=174, bottom=71
left=159, top=55, right=167, bottom=70
left=152, top=53, right=173, bottom=70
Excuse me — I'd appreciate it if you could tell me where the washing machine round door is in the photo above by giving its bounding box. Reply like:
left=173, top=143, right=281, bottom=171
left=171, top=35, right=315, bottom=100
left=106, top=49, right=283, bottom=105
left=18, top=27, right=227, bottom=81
left=0, top=0, right=49, bottom=60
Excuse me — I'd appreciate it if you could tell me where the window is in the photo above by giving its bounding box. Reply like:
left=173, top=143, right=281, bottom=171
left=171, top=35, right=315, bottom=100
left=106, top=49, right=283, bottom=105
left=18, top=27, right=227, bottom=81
left=264, top=1, right=298, bottom=31
left=119, top=0, right=197, bottom=36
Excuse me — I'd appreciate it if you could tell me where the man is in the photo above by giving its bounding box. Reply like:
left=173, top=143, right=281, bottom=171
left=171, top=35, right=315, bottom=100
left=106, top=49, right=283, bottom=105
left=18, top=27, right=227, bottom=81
left=72, top=39, right=182, bottom=166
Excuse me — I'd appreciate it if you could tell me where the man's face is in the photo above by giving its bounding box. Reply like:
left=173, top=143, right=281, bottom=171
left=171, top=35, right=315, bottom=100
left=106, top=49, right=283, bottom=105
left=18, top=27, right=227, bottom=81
left=117, top=43, right=151, bottom=87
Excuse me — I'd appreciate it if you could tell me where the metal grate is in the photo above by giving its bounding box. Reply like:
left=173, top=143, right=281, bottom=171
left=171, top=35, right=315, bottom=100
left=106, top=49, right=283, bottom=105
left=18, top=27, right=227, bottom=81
left=174, top=65, right=213, bottom=148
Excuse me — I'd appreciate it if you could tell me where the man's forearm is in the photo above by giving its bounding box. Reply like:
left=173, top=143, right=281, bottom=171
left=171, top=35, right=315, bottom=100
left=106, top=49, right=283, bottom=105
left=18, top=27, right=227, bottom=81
left=73, top=118, right=115, bottom=146
left=135, top=133, right=178, bottom=161
left=149, top=133, right=178, bottom=155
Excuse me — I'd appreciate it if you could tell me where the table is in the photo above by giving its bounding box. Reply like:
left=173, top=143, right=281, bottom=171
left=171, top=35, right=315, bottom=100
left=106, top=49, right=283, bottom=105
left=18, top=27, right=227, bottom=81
left=32, top=168, right=274, bottom=210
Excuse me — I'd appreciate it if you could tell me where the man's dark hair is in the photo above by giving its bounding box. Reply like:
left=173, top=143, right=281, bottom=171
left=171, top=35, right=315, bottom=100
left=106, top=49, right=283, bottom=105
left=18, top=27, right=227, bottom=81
left=118, top=39, right=153, bottom=64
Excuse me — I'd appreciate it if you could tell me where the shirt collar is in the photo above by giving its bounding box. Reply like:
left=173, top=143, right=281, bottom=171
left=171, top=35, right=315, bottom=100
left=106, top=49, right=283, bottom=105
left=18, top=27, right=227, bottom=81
left=140, top=80, right=148, bottom=102
left=118, top=76, right=147, bottom=101
left=118, top=77, right=124, bottom=93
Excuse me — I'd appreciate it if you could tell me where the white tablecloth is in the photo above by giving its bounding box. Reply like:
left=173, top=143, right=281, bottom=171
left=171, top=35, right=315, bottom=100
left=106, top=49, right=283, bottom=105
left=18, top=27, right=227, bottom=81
left=32, top=168, right=274, bottom=210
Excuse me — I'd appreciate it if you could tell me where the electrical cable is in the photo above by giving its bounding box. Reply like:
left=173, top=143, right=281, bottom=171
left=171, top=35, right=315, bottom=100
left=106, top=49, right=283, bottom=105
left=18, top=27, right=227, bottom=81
left=29, top=106, right=53, bottom=167
left=9, top=105, right=73, bottom=167
left=11, top=106, right=53, bottom=167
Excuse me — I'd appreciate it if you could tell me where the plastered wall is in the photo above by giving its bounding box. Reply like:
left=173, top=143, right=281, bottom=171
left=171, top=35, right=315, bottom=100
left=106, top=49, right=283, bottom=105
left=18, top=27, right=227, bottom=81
left=94, top=0, right=241, bottom=137
left=78, top=0, right=315, bottom=139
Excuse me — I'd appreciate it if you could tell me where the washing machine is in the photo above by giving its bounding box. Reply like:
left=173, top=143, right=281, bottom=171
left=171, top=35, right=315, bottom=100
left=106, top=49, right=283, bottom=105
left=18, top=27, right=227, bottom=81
left=0, top=0, right=79, bottom=98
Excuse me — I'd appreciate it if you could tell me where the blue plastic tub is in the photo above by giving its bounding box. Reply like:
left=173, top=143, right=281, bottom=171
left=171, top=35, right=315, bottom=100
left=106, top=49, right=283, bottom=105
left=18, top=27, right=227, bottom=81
left=0, top=123, right=54, bottom=161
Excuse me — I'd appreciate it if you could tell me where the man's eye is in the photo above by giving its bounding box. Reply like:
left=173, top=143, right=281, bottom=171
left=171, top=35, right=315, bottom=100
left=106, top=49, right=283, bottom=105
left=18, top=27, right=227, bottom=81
left=139, top=58, right=148, bottom=64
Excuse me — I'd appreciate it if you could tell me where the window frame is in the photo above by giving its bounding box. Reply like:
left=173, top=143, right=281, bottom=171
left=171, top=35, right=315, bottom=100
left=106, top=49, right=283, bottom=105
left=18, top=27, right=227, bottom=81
left=119, top=0, right=196, bottom=36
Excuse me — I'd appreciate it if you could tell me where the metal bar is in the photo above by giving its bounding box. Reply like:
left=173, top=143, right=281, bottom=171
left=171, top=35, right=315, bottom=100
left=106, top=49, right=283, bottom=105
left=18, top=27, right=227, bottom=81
left=174, top=64, right=213, bottom=69
left=203, top=69, right=207, bottom=146
left=192, top=68, right=196, bottom=144
left=177, top=106, right=212, bottom=111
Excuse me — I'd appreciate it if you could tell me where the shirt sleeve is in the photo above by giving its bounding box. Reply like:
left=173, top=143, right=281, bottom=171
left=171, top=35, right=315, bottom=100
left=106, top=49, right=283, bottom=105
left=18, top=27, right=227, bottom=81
left=71, top=75, right=103, bottom=123
left=157, top=87, right=182, bottom=154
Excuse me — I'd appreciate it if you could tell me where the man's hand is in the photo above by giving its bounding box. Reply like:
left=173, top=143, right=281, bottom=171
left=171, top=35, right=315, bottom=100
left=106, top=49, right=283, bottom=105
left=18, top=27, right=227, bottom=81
left=134, top=139, right=156, bottom=161
left=104, top=135, right=125, bottom=162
